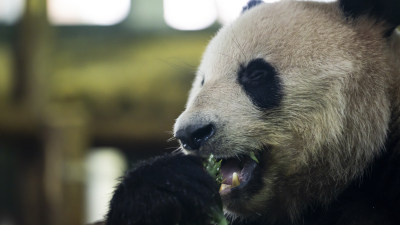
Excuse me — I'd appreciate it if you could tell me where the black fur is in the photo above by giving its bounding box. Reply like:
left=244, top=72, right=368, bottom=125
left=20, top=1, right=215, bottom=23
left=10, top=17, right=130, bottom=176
left=340, top=0, right=400, bottom=35
left=105, top=154, right=222, bottom=225
left=303, top=132, right=400, bottom=225
left=242, top=0, right=264, bottom=13
left=238, top=58, right=283, bottom=110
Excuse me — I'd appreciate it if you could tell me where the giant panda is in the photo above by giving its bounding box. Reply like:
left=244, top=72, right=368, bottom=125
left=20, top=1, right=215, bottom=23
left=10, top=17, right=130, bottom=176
left=105, top=0, right=400, bottom=224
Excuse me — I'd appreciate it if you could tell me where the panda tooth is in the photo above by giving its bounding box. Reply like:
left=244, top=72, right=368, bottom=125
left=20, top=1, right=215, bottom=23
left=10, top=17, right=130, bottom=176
left=232, top=172, right=240, bottom=187
left=220, top=184, right=231, bottom=192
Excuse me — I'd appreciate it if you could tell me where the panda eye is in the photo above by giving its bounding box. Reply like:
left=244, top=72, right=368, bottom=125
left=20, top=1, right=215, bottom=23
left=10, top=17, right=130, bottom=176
left=237, top=58, right=283, bottom=109
left=239, top=59, right=275, bottom=84
left=246, top=70, right=268, bottom=82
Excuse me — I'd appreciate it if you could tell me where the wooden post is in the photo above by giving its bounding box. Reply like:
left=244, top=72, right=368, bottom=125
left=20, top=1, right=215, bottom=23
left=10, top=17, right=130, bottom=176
left=13, top=0, right=51, bottom=110
left=43, top=104, right=89, bottom=225
left=13, top=1, right=89, bottom=225
left=13, top=1, right=53, bottom=225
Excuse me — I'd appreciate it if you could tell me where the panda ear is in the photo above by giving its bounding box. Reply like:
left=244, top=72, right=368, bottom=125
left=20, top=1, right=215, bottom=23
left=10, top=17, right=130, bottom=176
left=242, top=0, right=264, bottom=14
left=339, top=0, right=400, bottom=36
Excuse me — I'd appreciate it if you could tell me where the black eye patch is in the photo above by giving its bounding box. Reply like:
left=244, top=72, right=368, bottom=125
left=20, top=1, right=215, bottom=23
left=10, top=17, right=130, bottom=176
left=238, top=58, right=283, bottom=109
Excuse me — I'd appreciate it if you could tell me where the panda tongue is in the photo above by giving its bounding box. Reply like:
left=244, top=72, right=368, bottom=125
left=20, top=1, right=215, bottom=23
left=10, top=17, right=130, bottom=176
left=220, top=159, right=242, bottom=185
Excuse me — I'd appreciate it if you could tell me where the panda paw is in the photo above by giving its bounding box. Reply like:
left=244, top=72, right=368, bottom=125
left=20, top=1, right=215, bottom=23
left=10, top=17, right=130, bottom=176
left=105, top=153, right=224, bottom=225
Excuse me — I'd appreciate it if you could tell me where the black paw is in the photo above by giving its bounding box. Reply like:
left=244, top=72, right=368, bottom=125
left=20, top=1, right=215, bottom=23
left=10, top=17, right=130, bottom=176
left=106, top=153, right=222, bottom=225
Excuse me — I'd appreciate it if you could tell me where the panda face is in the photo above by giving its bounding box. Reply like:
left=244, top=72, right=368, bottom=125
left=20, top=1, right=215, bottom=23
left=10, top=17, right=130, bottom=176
left=174, top=1, right=393, bottom=221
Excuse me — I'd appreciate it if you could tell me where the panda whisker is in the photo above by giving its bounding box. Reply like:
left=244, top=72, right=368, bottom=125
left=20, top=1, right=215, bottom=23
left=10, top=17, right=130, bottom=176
left=167, top=136, right=177, bottom=142
left=229, top=26, right=248, bottom=61
left=171, top=147, right=184, bottom=154
left=234, top=153, right=242, bottom=161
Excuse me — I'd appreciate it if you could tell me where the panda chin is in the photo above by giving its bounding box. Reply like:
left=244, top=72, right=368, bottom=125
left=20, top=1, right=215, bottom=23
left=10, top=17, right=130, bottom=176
left=217, top=151, right=264, bottom=200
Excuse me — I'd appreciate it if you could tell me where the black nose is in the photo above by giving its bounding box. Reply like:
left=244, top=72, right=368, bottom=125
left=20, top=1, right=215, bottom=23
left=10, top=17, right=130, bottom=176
left=175, top=123, right=215, bottom=150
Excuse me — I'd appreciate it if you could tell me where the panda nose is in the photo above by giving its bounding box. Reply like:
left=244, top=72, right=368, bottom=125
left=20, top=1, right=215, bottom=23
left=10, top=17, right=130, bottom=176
left=175, top=123, right=215, bottom=150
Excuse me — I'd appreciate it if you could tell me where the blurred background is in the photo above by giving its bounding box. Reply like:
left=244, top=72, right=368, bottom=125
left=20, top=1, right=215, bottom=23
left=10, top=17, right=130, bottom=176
left=0, top=0, right=333, bottom=224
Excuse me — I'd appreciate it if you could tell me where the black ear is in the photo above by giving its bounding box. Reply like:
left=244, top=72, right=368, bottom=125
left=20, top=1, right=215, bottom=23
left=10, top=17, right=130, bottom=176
left=242, top=0, right=264, bottom=13
left=339, top=0, right=400, bottom=36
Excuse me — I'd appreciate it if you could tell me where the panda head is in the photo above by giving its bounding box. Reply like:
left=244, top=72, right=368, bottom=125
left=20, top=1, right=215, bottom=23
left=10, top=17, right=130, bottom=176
left=174, top=0, right=400, bottom=223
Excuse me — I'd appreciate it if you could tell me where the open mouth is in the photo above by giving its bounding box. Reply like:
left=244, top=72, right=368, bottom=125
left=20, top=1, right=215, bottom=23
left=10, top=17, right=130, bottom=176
left=217, top=151, right=263, bottom=195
